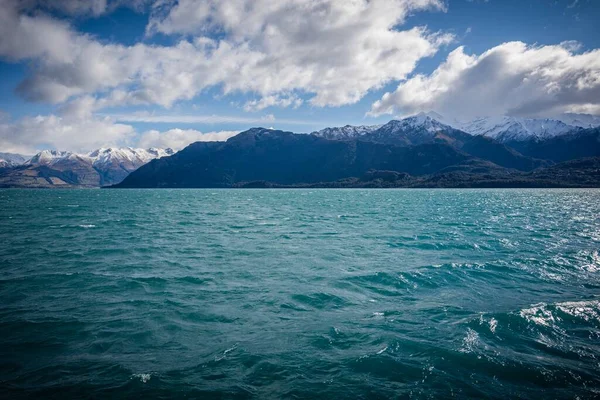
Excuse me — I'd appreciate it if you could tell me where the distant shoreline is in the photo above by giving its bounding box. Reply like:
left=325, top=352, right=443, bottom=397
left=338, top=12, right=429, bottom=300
left=3, top=185, right=600, bottom=189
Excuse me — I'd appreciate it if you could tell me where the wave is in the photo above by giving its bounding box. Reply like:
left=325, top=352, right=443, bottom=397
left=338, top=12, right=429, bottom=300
left=460, top=299, right=600, bottom=343
left=131, top=373, right=152, bottom=383
left=291, top=292, right=350, bottom=310
left=519, top=299, right=600, bottom=328
left=458, top=298, right=600, bottom=370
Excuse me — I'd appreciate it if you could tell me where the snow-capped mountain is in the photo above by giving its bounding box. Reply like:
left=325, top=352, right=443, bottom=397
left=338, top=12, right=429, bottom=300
left=312, top=112, right=597, bottom=145
left=87, top=147, right=174, bottom=169
left=369, top=112, right=591, bottom=144
left=312, top=112, right=453, bottom=142
left=25, top=150, right=79, bottom=166
left=0, top=147, right=174, bottom=188
left=556, top=113, right=600, bottom=129
left=361, top=112, right=471, bottom=146
left=25, top=147, right=174, bottom=167
left=0, top=152, right=29, bottom=168
left=378, top=113, right=449, bottom=134
left=456, top=116, right=581, bottom=143
left=311, top=124, right=381, bottom=140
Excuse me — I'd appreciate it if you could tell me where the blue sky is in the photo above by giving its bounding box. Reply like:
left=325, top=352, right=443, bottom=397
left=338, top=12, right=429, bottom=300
left=0, top=0, right=599, bottom=153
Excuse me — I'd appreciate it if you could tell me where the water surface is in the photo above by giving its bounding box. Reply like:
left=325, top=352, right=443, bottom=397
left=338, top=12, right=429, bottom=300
left=1, top=189, right=599, bottom=398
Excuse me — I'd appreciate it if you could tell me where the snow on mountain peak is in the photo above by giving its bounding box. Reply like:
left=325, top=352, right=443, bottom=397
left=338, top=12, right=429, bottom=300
left=88, top=147, right=175, bottom=168
left=556, top=113, right=600, bottom=129
left=379, top=113, right=451, bottom=135
left=312, top=124, right=382, bottom=140
left=457, top=116, right=581, bottom=142
left=312, top=112, right=458, bottom=144
left=26, top=150, right=74, bottom=166
left=23, top=147, right=174, bottom=168
left=0, top=152, right=29, bottom=168
left=402, top=115, right=445, bottom=131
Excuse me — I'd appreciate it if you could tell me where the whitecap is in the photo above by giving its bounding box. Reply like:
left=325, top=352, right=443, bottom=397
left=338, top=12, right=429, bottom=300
left=581, top=250, right=600, bottom=272
left=555, top=300, right=600, bottom=323
left=499, top=238, right=515, bottom=248
left=78, top=224, right=96, bottom=229
left=519, top=303, right=556, bottom=327
left=459, top=328, right=480, bottom=353
left=519, top=299, right=600, bottom=330
left=131, top=373, right=151, bottom=383
left=489, top=318, right=498, bottom=334
left=215, top=344, right=238, bottom=361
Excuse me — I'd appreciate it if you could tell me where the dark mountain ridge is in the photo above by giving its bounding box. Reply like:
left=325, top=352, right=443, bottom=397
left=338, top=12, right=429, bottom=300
left=113, top=127, right=600, bottom=189
left=115, top=128, right=474, bottom=188
left=508, top=127, right=600, bottom=162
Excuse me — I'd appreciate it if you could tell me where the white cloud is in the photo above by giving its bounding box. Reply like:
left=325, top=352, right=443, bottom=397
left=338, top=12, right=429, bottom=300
left=0, top=112, right=240, bottom=154
left=0, top=0, right=452, bottom=111
left=0, top=3, right=142, bottom=104
left=0, top=113, right=136, bottom=154
left=243, top=94, right=303, bottom=112
left=138, top=128, right=239, bottom=150
left=109, top=112, right=309, bottom=126
left=0, top=2, right=80, bottom=63
left=369, top=41, right=600, bottom=119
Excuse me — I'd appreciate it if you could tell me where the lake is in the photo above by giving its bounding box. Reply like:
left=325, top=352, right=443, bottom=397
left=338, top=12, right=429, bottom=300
left=1, top=189, right=599, bottom=398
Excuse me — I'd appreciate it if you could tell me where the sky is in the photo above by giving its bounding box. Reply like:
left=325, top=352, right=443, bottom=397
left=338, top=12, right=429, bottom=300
left=0, top=0, right=599, bottom=153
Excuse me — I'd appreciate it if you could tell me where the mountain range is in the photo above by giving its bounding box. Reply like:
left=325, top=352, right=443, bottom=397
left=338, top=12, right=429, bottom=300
left=113, top=113, right=600, bottom=188
left=2, top=113, right=600, bottom=188
left=0, top=152, right=29, bottom=169
left=0, top=148, right=173, bottom=188
left=312, top=112, right=593, bottom=143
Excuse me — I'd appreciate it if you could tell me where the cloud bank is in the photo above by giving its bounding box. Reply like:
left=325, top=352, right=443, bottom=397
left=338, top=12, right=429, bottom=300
left=138, top=129, right=239, bottom=150
left=0, top=0, right=451, bottom=110
left=0, top=112, right=239, bottom=154
left=370, top=41, right=600, bottom=119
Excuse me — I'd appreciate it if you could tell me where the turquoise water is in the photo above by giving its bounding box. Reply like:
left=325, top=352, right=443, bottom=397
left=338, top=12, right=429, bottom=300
left=1, top=189, right=599, bottom=399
